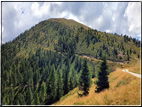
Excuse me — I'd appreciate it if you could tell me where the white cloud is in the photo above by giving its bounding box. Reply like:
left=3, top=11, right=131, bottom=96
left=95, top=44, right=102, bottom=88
left=105, top=29, right=111, bottom=33
left=2, top=2, right=141, bottom=43
left=124, top=2, right=141, bottom=38
left=61, top=11, right=68, bottom=18
left=31, top=2, right=51, bottom=18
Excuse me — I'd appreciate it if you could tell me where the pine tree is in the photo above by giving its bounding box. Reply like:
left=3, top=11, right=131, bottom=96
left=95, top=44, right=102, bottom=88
left=79, top=59, right=91, bottom=95
left=39, top=81, right=46, bottom=104
left=63, top=66, right=69, bottom=95
left=46, top=65, right=57, bottom=103
left=57, top=70, right=64, bottom=100
left=26, top=87, right=33, bottom=105
left=63, top=56, right=70, bottom=95
left=18, top=93, right=26, bottom=105
left=68, top=69, right=73, bottom=91
left=34, top=89, right=40, bottom=105
left=17, top=70, right=23, bottom=87
left=68, top=68, right=78, bottom=90
left=95, top=56, right=109, bottom=93
left=9, top=88, right=14, bottom=105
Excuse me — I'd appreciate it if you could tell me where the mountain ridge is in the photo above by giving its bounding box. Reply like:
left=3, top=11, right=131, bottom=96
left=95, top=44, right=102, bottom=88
left=3, top=18, right=140, bottom=63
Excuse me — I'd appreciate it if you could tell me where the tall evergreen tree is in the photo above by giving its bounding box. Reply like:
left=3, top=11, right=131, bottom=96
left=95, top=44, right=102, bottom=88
left=95, top=56, right=109, bottom=93
left=46, top=65, right=57, bottom=103
left=68, top=68, right=78, bottom=90
left=68, top=69, right=73, bottom=91
left=57, top=70, right=64, bottom=100
left=79, top=59, right=91, bottom=95
left=63, top=56, right=70, bottom=95
left=33, top=89, right=40, bottom=105
left=63, top=66, right=69, bottom=95
left=9, top=88, right=14, bottom=105
left=26, top=87, right=33, bottom=105
left=18, top=93, right=26, bottom=105
left=39, top=81, right=46, bottom=104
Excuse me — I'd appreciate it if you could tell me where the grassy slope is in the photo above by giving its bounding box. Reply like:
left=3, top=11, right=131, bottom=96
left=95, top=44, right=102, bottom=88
left=53, top=68, right=141, bottom=105
left=121, top=54, right=141, bottom=74
left=48, top=18, right=89, bottom=30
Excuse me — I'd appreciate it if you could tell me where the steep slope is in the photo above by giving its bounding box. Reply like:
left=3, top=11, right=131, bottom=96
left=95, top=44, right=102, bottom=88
left=1, top=18, right=141, bottom=105
left=2, top=18, right=140, bottom=62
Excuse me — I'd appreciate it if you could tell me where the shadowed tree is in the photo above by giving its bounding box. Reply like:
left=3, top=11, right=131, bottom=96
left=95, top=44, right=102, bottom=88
left=79, top=59, right=91, bottom=95
left=95, top=56, right=109, bottom=93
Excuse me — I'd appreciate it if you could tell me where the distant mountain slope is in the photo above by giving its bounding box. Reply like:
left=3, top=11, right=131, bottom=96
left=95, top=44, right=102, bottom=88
left=2, top=18, right=140, bottom=62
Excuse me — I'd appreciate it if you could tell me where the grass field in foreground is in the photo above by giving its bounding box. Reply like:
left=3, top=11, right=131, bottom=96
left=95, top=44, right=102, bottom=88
left=53, top=68, right=141, bottom=105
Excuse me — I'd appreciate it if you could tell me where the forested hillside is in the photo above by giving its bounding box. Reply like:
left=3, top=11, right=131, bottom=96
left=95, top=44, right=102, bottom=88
left=1, top=18, right=140, bottom=105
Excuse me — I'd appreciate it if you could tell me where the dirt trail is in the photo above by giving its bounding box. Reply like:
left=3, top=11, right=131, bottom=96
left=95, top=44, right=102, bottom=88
left=122, top=69, right=141, bottom=78
left=81, top=55, right=124, bottom=64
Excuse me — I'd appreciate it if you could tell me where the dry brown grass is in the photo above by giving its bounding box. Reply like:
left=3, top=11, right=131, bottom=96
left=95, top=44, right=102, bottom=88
left=127, top=65, right=140, bottom=74
left=53, top=68, right=141, bottom=105
left=122, top=58, right=141, bottom=74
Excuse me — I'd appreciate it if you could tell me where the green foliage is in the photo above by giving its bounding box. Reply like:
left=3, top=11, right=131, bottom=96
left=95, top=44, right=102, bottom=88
left=116, top=80, right=128, bottom=87
left=1, top=48, right=85, bottom=105
left=95, top=56, right=109, bottom=93
left=39, top=81, right=46, bottom=104
left=46, top=65, right=57, bottom=104
left=68, top=68, right=78, bottom=91
left=57, top=70, right=64, bottom=99
left=33, top=88, right=40, bottom=105
left=79, top=59, right=91, bottom=95
left=26, top=87, right=33, bottom=105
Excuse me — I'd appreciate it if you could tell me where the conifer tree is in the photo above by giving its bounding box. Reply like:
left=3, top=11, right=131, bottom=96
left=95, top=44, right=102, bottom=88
left=9, top=88, right=14, bottom=105
left=79, top=59, right=91, bottom=95
left=57, top=70, right=64, bottom=99
left=63, top=65, right=69, bottom=95
left=34, top=90, right=40, bottom=105
left=95, top=56, right=109, bottom=93
left=39, top=81, right=46, bottom=104
left=68, top=69, right=73, bottom=91
left=68, top=68, right=78, bottom=90
left=46, top=65, right=57, bottom=103
left=26, top=87, right=33, bottom=105
left=63, top=56, right=70, bottom=94
left=18, top=93, right=26, bottom=105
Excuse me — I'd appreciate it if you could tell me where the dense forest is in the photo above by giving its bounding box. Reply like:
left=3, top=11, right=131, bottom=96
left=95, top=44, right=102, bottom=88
left=2, top=47, right=83, bottom=104
left=1, top=18, right=140, bottom=105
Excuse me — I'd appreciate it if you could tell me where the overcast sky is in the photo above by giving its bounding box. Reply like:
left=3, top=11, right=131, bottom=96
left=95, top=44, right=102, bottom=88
left=2, top=2, right=141, bottom=43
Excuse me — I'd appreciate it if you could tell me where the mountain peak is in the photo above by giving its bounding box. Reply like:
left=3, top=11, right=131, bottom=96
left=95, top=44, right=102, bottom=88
left=47, top=18, right=89, bottom=30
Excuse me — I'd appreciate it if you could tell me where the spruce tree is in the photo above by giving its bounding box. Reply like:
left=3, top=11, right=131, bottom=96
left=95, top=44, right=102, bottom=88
left=9, top=88, right=14, bottom=105
left=34, top=90, right=40, bottom=105
left=68, top=69, right=74, bottom=91
left=79, top=59, right=91, bottom=95
left=63, top=66, right=69, bottom=95
left=26, top=87, right=33, bottom=105
left=46, top=65, right=57, bottom=103
left=57, top=70, right=64, bottom=100
left=39, top=81, right=46, bottom=104
left=68, top=68, right=78, bottom=90
left=95, top=56, right=109, bottom=93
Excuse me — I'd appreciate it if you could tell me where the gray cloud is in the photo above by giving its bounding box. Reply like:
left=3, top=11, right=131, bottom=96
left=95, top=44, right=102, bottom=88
left=61, top=2, right=86, bottom=16
left=2, top=2, right=141, bottom=43
left=2, top=2, right=17, bottom=43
